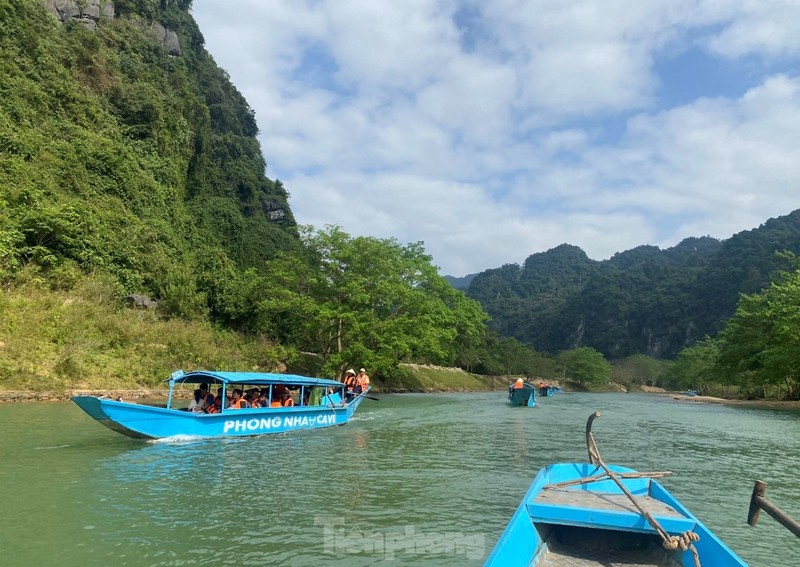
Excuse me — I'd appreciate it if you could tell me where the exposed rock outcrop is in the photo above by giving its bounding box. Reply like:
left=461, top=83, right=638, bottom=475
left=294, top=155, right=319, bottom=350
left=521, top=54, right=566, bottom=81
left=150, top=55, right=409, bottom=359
left=43, top=0, right=114, bottom=30
left=42, top=1, right=182, bottom=56
left=148, top=20, right=182, bottom=56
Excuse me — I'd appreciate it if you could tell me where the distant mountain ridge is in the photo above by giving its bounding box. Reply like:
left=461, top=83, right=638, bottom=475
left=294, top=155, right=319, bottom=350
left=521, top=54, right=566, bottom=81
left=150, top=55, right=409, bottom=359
left=443, top=273, right=477, bottom=289
left=463, top=210, right=800, bottom=359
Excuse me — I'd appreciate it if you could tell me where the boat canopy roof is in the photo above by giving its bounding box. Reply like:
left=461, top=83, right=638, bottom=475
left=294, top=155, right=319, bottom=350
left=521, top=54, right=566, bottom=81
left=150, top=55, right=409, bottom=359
left=167, top=370, right=344, bottom=388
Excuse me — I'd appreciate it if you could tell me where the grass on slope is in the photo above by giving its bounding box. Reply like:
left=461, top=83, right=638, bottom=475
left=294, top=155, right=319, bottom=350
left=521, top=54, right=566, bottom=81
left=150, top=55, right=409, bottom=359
left=0, top=276, right=287, bottom=391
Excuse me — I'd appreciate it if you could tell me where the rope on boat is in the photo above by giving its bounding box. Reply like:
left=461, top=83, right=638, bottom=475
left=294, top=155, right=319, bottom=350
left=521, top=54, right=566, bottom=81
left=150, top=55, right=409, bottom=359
left=584, top=411, right=702, bottom=567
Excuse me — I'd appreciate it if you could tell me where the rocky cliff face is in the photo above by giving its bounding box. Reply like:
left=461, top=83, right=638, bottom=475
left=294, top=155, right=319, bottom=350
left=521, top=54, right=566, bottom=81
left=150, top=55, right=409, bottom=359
left=43, top=0, right=114, bottom=30
left=42, top=0, right=181, bottom=55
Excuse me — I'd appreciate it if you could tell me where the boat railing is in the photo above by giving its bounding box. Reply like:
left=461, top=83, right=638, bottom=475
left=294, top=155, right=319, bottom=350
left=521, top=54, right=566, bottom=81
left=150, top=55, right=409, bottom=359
left=748, top=480, right=800, bottom=538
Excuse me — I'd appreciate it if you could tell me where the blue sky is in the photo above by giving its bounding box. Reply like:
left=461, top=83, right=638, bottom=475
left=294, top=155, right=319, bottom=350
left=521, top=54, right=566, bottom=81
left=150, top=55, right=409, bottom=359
left=192, top=0, right=800, bottom=276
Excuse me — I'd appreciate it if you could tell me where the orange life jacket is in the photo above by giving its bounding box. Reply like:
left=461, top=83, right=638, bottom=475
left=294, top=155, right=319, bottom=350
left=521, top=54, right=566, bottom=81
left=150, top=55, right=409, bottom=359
left=282, top=397, right=294, bottom=407
left=270, top=400, right=282, bottom=408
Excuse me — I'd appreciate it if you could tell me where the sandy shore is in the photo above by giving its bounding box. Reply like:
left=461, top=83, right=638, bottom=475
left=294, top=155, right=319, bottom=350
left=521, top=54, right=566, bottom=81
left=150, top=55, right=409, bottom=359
left=670, top=393, right=800, bottom=410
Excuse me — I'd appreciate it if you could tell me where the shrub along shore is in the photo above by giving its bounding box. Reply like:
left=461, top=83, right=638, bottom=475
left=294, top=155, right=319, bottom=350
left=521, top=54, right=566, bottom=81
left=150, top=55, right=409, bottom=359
left=0, top=359, right=503, bottom=403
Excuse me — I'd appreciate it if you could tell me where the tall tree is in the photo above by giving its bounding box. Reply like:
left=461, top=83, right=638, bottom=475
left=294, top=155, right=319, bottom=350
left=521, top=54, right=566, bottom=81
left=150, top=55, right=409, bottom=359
left=556, top=347, right=611, bottom=387
left=257, top=226, right=488, bottom=379
left=716, top=267, right=800, bottom=399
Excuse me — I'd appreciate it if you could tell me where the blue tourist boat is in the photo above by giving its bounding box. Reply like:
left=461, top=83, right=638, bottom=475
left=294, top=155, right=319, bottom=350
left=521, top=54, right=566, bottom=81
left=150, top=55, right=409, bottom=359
left=509, top=380, right=536, bottom=407
left=485, top=412, right=748, bottom=566
left=72, top=370, right=369, bottom=440
left=537, top=383, right=556, bottom=397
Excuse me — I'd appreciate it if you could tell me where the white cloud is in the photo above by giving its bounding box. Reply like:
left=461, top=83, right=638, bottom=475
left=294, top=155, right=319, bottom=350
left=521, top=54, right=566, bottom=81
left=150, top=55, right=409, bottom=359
left=192, top=0, right=800, bottom=276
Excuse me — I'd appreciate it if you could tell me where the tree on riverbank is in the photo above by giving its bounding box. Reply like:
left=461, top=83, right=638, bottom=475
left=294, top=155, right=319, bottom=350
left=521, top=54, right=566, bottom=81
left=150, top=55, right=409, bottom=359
left=556, top=347, right=611, bottom=387
left=715, top=262, right=800, bottom=399
left=255, top=226, right=489, bottom=381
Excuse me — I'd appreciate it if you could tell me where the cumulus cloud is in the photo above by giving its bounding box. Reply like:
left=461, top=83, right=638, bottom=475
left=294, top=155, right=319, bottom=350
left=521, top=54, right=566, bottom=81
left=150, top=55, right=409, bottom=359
left=192, top=0, right=800, bottom=275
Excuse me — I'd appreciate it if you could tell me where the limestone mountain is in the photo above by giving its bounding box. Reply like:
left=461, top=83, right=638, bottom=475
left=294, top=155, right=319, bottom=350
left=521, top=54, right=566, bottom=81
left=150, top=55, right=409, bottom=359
left=1, top=0, right=299, bottom=318
left=465, top=210, right=800, bottom=359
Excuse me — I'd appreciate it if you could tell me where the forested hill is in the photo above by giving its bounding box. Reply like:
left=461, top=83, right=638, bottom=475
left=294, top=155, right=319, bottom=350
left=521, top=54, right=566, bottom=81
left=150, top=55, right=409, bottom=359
left=1, top=0, right=299, bottom=318
left=466, top=210, right=800, bottom=359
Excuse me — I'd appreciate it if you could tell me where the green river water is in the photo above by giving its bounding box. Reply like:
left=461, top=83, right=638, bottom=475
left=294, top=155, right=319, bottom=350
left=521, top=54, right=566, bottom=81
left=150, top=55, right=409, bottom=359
left=1, top=392, right=798, bottom=566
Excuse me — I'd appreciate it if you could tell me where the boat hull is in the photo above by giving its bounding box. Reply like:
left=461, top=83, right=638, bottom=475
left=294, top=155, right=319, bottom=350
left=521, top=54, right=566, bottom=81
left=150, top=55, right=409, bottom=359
left=485, top=462, right=748, bottom=567
left=509, top=386, right=536, bottom=407
left=72, top=395, right=365, bottom=440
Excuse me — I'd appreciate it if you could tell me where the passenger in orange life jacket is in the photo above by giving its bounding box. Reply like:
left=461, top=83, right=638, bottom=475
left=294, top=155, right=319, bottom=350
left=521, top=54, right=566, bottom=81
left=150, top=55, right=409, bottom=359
left=281, top=391, right=294, bottom=407
left=198, top=382, right=215, bottom=409
left=354, top=368, right=370, bottom=394
left=205, top=397, right=223, bottom=414
left=343, top=369, right=356, bottom=391
left=229, top=389, right=248, bottom=409
left=512, top=378, right=525, bottom=389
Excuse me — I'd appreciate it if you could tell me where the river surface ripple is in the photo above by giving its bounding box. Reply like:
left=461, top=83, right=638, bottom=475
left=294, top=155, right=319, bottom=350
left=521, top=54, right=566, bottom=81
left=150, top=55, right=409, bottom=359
left=1, top=392, right=798, bottom=566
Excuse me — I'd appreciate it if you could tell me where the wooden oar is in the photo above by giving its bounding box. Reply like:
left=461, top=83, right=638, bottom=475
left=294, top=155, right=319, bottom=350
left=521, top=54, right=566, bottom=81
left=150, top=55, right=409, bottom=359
left=748, top=480, right=800, bottom=538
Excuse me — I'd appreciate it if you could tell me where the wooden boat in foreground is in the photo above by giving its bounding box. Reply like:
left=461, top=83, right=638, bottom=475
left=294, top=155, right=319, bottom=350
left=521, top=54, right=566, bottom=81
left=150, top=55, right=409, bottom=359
left=72, top=370, right=368, bottom=440
left=485, top=412, right=748, bottom=566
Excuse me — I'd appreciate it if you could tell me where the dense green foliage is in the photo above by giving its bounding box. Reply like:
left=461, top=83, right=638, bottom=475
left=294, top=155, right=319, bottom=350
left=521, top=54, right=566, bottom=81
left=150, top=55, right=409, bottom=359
left=254, top=226, right=490, bottom=382
left=467, top=213, right=800, bottom=360
left=0, top=277, right=288, bottom=390
left=0, top=0, right=298, bottom=318
left=556, top=347, right=612, bottom=387
left=714, top=263, right=800, bottom=399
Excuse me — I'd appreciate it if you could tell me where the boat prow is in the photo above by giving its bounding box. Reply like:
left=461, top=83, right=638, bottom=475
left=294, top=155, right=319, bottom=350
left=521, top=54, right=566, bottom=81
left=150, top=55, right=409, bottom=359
left=485, top=412, right=748, bottom=566
left=72, top=395, right=152, bottom=438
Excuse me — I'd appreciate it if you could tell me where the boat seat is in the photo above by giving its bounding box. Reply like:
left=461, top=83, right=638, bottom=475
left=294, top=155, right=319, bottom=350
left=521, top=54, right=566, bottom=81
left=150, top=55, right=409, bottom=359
left=527, top=489, right=698, bottom=535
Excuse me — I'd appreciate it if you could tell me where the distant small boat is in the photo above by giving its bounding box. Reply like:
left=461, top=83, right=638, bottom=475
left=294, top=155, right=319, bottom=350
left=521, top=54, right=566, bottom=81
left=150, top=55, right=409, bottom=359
left=538, top=383, right=556, bottom=397
left=509, top=382, right=536, bottom=407
left=682, top=390, right=699, bottom=397
left=485, top=412, right=748, bottom=566
left=72, top=370, right=368, bottom=439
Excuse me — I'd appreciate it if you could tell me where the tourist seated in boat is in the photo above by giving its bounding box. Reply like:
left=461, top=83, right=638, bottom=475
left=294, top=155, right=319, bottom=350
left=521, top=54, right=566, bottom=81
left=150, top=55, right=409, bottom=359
left=244, top=388, right=260, bottom=408
left=205, top=397, right=224, bottom=414
left=281, top=390, right=295, bottom=407
left=512, top=377, right=525, bottom=389
left=199, top=383, right=215, bottom=409
left=229, top=389, right=248, bottom=409
left=187, top=389, right=204, bottom=413
left=213, top=388, right=229, bottom=409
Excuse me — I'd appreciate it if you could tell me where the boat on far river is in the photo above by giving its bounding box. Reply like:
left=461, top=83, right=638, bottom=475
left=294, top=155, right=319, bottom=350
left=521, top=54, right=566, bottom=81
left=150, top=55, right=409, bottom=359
left=72, top=369, right=368, bottom=440
left=508, top=381, right=537, bottom=407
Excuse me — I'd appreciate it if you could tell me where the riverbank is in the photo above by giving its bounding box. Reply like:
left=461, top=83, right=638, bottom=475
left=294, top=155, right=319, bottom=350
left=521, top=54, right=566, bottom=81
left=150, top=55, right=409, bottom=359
left=670, top=393, right=800, bottom=410
left=0, top=388, right=176, bottom=403
left=0, top=364, right=502, bottom=403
